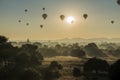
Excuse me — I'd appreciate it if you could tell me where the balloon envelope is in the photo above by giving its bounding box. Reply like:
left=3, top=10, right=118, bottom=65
left=111, top=20, right=114, bottom=24
left=43, top=8, right=45, bottom=10
left=117, top=0, right=120, bottom=5
left=18, top=20, right=21, bottom=23
left=42, top=13, right=47, bottom=20
left=26, top=23, right=29, bottom=26
left=25, top=9, right=27, bottom=12
left=60, top=15, right=65, bottom=21
left=83, top=14, right=88, bottom=19
left=40, top=25, right=43, bottom=28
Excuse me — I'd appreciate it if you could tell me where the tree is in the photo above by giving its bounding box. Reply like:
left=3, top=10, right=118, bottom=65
left=55, top=44, right=61, bottom=49
left=43, top=61, right=62, bottom=80
left=0, top=35, right=43, bottom=80
left=72, top=43, right=80, bottom=49
left=109, top=59, right=120, bottom=80
left=43, top=68, right=61, bottom=80
left=73, top=67, right=81, bottom=79
left=0, top=35, right=8, bottom=43
left=21, top=44, right=38, bottom=52
left=71, top=49, right=86, bottom=58
left=109, top=48, right=120, bottom=57
left=40, top=48, right=58, bottom=57
left=13, top=44, right=43, bottom=80
left=0, top=35, right=13, bottom=50
left=0, top=35, right=18, bottom=69
left=84, top=58, right=109, bottom=74
left=84, top=43, right=107, bottom=57
left=49, top=61, right=63, bottom=70
left=0, top=35, right=20, bottom=80
left=20, top=69, right=41, bottom=80
left=55, top=44, right=62, bottom=56
left=17, top=44, right=44, bottom=68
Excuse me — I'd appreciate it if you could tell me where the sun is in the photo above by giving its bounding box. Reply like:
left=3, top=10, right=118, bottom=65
left=66, top=16, right=75, bottom=24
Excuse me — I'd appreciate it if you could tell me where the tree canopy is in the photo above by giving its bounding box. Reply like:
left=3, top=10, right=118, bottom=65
left=84, top=58, right=109, bottom=73
left=109, top=59, right=120, bottom=80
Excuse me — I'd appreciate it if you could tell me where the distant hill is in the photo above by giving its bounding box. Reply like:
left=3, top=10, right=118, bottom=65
left=54, top=38, right=120, bottom=43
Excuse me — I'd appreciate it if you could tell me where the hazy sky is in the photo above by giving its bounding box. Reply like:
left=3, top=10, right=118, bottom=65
left=0, top=0, right=120, bottom=41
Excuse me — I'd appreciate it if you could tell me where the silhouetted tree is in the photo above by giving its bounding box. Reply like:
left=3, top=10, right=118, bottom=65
left=71, top=49, right=86, bottom=58
left=72, top=43, right=80, bottom=49
left=43, top=68, right=61, bottom=80
left=21, top=44, right=38, bottom=52
left=84, top=43, right=107, bottom=57
left=84, top=58, right=109, bottom=74
left=17, top=44, right=43, bottom=68
left=109, top=59, right=120, bottom=80
left=0, top=35, right=8, bottom=43
left=73, top=67, right=81, bottom=80
left=0, top=35, right=13, bottom=50
left=33, top=42, right=42, bottom=48
left=43, top=61, right=62, bottom=80
left=55, top=44, right=61, bottom=49
left=0, top=35, right=19, bottom=80
left=40, top=48, right=58, bottom=57
left=20, top=69, right=41, bottom=80
left=0, top=35, right=44, bottom=80
left=49, top=61, right=63, bottom=70
left=109, top=48, right=120, bottom=57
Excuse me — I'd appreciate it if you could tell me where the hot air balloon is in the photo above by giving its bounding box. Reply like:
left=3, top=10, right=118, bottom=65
left=18, top=20, right=21, bottom=23
left=26, top=23, right=29, bottom=26
left=43, top=8, right=45, bottom=11
left=25, top=9, right=28, bottom=12
left=60, top=15, right=65, bottom=21
left=83, top=14, right=88, bottom=19
left=117, top=0, right=120, bottom=5
left=111, top=20, right=114, bottom=24
left=40, top=25, right=43, bottom=28
left=42, top=13, right=47, bottom=20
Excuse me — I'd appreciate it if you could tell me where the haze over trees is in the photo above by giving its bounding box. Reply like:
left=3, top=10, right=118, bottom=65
left=1, top=35, right=120, bottom=80
left=84, top=43, right=107, bottom=57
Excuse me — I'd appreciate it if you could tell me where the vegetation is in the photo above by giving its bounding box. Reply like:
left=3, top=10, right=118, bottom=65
left=109, top=59, right=120, bottom=80
left=0, top=35, right=120, bottom=80
left=84, top=43, right=107, bottom=57
left=0, top=35, right=43, bottom=80
left=71, top=49, right=86, bottom=58
left=73, top=67, right=81, bottom=80
left=84, top=58, right=109, bottom=74
left=43, top=61, right=62, bottom=80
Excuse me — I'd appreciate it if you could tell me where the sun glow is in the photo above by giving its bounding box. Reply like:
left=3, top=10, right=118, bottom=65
left=66, top=16, right=75, bottom=24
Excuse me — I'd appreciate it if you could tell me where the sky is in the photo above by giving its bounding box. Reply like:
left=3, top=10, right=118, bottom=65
left=0, top=0, right=120, bottom=41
